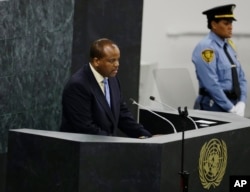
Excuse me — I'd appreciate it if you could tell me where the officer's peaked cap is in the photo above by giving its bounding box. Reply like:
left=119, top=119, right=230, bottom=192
left=202, top=4, right=236, bottom=21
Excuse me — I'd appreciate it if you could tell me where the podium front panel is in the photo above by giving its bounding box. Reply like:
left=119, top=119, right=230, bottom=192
left=6, top=120, right=250, bottom=192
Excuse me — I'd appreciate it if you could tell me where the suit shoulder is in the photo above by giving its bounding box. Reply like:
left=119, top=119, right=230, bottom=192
left=63, top=69, right=88, bottom=92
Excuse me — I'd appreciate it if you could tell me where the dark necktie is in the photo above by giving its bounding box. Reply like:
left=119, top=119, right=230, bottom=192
left=223, top=43, right=241, bottom=99
left=103, top=78, right=111, bottom=107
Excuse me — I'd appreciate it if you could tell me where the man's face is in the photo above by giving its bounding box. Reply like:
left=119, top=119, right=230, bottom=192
left=93, top=44, right=120, bottom=77
left=212, top=19, right=233, bottom=39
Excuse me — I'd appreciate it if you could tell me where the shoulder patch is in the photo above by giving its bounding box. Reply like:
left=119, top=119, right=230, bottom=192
left=201, top=49, right=214, bottom=63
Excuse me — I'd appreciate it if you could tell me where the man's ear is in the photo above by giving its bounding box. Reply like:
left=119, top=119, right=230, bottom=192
left=92, top=57, right=99, bottom=67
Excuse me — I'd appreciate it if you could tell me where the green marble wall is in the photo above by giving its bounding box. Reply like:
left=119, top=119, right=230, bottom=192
left=0, top=0, right=74, bottom=153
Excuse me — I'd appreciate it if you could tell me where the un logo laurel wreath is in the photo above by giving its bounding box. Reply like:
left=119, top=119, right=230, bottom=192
left=199, top=138, right=227, bottom=189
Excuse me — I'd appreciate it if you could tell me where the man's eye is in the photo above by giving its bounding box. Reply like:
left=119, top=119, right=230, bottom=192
left=109, top=59, right=116, bottom=63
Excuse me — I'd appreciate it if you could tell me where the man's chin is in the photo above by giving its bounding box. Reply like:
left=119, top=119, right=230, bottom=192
left=110, top=71, right=118, bottom=77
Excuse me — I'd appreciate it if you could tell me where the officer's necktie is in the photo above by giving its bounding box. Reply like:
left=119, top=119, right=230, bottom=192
left=223, top=43, right=241, bottom=99
left=103, top=78, right=111, bottom=107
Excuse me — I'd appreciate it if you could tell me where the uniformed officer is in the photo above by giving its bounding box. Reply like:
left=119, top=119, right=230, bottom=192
left=192, top=4, right=247, bottom=117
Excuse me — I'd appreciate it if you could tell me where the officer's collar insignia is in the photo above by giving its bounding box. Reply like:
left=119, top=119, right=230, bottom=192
left=201, top=49, right=214, bottom=63
left=227, top=39, right=237, bottom=51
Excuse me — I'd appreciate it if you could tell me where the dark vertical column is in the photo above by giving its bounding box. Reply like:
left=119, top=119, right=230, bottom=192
left=71, top=0, right=143, bottom=117
left=0, top=153, right=6, bottom=192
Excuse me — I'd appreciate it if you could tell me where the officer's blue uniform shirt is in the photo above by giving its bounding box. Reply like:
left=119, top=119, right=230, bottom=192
left=192, top=31, right=247, bottom=111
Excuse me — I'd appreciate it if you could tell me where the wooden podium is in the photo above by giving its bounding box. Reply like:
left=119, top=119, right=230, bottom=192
left=6, top=109, right=250, bottom=192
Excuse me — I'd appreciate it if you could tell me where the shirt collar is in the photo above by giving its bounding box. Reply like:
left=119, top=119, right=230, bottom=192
left=209, top=31, right=228, bottom=48
left=89, top=63, right=105, bottom=83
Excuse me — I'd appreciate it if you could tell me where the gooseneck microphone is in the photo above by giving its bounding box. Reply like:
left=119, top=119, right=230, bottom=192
left=149, top=96, right=176, bottom=111
left=149, top=96, right=198, bottom=130
left=130, top=98, right=177, bottom=133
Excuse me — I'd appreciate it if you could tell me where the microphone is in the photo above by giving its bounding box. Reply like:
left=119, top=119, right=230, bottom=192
left=149, top=96, right=176, bottom=111
left=149, top=96, right=198, bottom=130
left=130, top=98, right=177, bottom=133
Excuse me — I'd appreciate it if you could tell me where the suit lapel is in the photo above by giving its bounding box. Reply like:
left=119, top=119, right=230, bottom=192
left=109, top=78, right=120, bottom=121
left=85, top=64, right=116, bottom=124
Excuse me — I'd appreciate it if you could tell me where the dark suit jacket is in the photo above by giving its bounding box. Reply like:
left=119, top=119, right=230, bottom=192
left=60, top=64, right=152, bottom=138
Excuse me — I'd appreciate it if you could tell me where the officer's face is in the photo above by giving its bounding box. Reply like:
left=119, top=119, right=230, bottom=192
left=93, top=44, right=120, bottom=78
left=211, top=19, right=233, bottom=39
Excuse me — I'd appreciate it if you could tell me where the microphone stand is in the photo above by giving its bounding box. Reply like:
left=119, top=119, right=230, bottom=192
left=130, top=98, right=177, bottom=133
left=178, top=106, right=190, bottom=192
left=149, top=96, right=198, bottom=130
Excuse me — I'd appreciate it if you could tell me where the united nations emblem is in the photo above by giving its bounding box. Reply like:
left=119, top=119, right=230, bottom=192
left=199, top=138, right=227, bottom=189
left=201, top=49, right=214, bottom=63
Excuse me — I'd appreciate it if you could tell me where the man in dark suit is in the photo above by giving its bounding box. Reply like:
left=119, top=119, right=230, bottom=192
left=60, top=38, right=152, bottom=138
